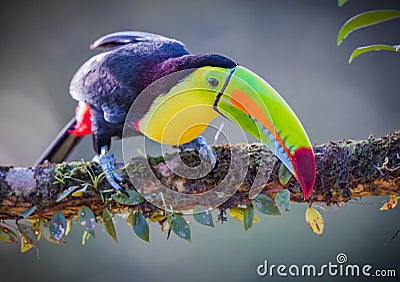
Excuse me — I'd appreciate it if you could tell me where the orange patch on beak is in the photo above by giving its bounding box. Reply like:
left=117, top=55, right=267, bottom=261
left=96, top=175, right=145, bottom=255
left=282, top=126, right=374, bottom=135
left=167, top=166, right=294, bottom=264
left=229, top=89, right=290, bottom=157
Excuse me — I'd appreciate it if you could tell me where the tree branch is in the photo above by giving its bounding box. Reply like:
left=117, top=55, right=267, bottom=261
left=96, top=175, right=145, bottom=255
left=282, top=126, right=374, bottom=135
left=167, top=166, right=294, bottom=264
left=0, top=131, right=399, bottom=221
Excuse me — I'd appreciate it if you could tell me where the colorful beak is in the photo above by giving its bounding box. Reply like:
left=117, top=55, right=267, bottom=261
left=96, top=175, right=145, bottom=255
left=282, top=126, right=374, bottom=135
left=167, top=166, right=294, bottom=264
left=215, top=66, right=316, bottom=199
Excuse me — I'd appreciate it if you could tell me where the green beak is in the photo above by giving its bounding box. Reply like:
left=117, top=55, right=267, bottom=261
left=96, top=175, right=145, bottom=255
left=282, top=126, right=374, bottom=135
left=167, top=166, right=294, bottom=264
left=215, top=66, right=316, bottom=199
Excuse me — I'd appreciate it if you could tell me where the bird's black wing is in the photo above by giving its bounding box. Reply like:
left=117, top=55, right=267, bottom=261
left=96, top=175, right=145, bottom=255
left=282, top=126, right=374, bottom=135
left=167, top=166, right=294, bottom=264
left=69, top=32, right=190, bottom=125
left=90, top=31, right=178, bottom=50
left=69, top=52, right=107, bottom=103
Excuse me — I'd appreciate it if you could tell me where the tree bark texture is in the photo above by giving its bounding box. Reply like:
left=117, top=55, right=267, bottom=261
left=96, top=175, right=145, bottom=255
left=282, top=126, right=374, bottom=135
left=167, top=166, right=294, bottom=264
left=0, top=131, right=398, bottom=220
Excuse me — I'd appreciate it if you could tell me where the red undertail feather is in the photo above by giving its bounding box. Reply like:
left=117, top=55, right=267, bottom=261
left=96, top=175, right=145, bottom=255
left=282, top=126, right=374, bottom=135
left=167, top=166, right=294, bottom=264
left=68, top=102, right=92, bottom=136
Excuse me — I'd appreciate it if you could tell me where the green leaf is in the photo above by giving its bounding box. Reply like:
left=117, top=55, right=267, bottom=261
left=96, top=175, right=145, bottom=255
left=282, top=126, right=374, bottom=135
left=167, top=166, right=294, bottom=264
left=244, top=205, right=254, bottom=231
left=0, top=224, right=18, bottom=243
left=32, top=220, right=41, bottom=241
left=132, top=210, right=150, bottom=242
left=278, top=164, right=292, bottom=185
left=20, top=205, right=37, bottom=219
left=50, top=211, right=67, bottom=241
left=275, top=189, right=291, bottom=212
left=171, top=214, right=191, bottom=242
left=17, top=222, right=38, bottom=248
left=380, top=195, right=398, bottom=211
left=20, top=221, right=40, bottom=253
left=56, top=185, right=80, bottom=202
left=252, top=194, right=281, bottom=215
left=127, top=210, right=134, bottom=226
left=66, top=220, right=71, bottom=236
left=229, top=208, right=245, bottom=221
left=78, top=206, right=96, bottom=237
left=349, top=44, right=400, bottom=63
left=337, top=0, right=348, bottom=7
left=229, top=208, right=259, bottom=223
left=41, top=220, right=65, bottom=244
left=112, top=189, right=144, bottom=205
left=81, top=230, right=91, bottom=246
left=103, top=208, right=118, bottom=243
left=19, top=221, right=40, bottom=253
left=193, top=206, right=214, bottom=227
left=337, top=10, right=400, bottom=45
left=305, top=206, right=324, bottom=235
left=21, top=238, right=33, bottom=253
left=71, top=185, right=88, bottom=197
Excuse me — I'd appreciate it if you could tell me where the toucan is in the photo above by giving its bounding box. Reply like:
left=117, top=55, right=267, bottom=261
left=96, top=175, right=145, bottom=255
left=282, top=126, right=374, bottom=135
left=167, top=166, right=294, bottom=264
left=37, top=31, right=316, bottom=199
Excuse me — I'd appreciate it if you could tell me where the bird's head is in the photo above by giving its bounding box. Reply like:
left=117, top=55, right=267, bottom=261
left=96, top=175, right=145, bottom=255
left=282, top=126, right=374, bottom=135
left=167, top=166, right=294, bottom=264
left=134, top=54, right=316, bottom=199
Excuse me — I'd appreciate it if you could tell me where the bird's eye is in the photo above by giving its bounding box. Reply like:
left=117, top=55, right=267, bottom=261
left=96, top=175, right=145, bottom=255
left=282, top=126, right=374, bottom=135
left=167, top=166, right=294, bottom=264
left=208, top=77, right=219, bottom=88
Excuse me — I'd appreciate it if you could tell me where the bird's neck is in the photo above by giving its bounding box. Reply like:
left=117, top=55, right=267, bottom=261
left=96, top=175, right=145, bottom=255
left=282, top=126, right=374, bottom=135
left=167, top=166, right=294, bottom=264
left=156, top=54, right=237, bottom=80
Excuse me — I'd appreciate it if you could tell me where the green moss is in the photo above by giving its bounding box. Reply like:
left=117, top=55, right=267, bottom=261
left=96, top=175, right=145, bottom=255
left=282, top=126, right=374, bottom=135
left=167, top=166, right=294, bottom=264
left=147, top=156, right=165, bottom=167
left=127, top=158, right=152, bottom=175
left=0, top=166, right=11, bottom=202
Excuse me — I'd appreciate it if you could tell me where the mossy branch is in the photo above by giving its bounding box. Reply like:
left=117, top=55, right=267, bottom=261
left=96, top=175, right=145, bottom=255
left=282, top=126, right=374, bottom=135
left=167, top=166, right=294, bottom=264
left=0, top=131, right=399, bottom=221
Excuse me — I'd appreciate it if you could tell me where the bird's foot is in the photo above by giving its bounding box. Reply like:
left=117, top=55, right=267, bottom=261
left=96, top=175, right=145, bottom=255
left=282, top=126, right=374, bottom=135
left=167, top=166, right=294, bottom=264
left=180, top=136, right=217, bottom=168
left=96, top=146, right=128, bottom=196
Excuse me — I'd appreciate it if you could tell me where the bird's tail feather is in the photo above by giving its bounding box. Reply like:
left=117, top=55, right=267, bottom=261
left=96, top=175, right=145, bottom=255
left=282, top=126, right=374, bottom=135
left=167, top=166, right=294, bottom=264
left=36, top=117, right=83, bottom=165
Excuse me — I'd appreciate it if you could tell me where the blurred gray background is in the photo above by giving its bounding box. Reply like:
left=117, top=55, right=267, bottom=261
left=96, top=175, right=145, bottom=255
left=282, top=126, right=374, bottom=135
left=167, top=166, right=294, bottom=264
left=0, top=0, right=399, bottom=281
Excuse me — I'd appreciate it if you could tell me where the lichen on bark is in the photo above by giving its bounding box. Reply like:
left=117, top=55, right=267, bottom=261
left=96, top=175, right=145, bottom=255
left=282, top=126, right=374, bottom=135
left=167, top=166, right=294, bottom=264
left=0, top=131, right=398, bottom=221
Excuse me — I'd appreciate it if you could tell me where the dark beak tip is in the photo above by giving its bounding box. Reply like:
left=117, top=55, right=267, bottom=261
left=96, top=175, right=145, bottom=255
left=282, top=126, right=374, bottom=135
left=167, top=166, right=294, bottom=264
left=293, top=147, right=316, bottom=201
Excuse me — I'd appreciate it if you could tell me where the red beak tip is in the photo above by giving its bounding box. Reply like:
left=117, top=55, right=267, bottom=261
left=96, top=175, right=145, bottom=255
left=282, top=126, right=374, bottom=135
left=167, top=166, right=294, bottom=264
left=293, top=147, right=316, bottom=201
left=302, top=189, right=312, bottom=200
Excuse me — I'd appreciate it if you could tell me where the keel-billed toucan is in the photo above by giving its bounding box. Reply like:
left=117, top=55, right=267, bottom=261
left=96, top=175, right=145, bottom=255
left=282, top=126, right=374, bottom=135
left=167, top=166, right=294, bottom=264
left=37, top=31, right=316, bottom=199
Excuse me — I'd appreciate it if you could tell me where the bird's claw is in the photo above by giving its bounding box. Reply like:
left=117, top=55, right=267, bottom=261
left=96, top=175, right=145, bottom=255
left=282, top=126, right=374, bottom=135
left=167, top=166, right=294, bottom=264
left=97, top=146, right=128, bottom=195
left=104, top=174, right=129, bottom=197
left=112, top=170, right=124, bottom=182
left=181, top=136, right=217, bottom=168
left=199, top=145, right=217, bottom=168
